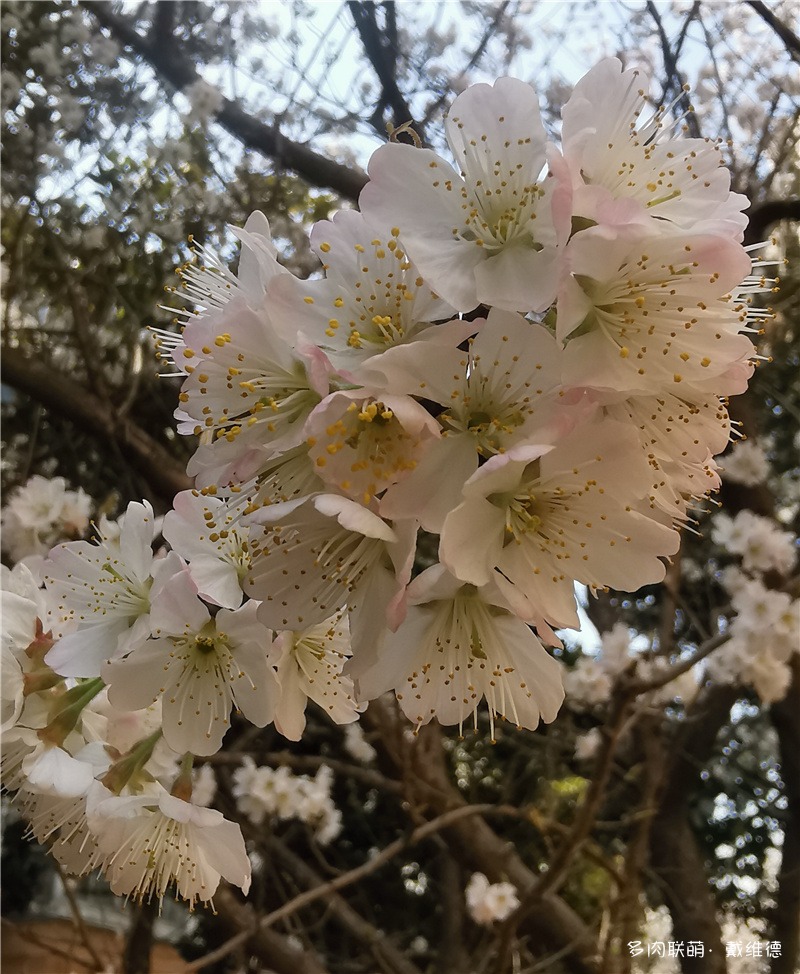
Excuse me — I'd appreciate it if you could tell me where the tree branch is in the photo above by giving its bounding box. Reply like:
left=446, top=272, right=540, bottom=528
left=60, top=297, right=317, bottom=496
left=746, top=1, right=800, bottom=65
left=362, top=701, right=600, bottom=974
left=347, top=1, right=427, bottom=144
left=80, top=1, right=368, bottom=202
left=2, top=346, right=191, bottom=505
left=210, top=886, right=331, bottom=974
left=266, top=834, right=424, bottom=974
left=769, top=657, right=800, bottom=974
left=649, top=684, right=739, bottom=974
left=744, top=198, right=800, bottom=246
left=646, top=0, right=702, bottom=140
left=184, top=803, right=515, bottom=973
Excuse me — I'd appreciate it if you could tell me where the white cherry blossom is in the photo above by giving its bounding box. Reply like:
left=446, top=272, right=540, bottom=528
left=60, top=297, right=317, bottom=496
left=104, top=569, right=277, bottom=756
left=88, top=783, right=251, bottom=905
left=269, top=208, right=464, bottom=376
left=558, top=228, right=753, bottom=396
left=361, top=77, right=570, bottom=313
left=440, top=420, right=680, bottom=630
left=466, top=872, right=520, bottom=925
left=43, top=502, right=180, bottom=678
left=270, top=610, right=360, bottom=741
left=561, top=57, right=748, bottom=237
left=352, top=565, right=564, bottom=735
left=163, top=489, right=259, bottom=609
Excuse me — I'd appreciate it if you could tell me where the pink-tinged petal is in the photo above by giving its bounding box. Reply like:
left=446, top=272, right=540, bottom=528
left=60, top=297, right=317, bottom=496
left=473, top=242, right=561, bottom=313
left=46, top=621, right=130, bottom=678
left=380, top=435, right=477, bottom=533
left=296, top=338, right=334, bottom=397
left=440, top=496, right=506, bottom=587
left=149, top=569, right=208, bottom=637
left=312, top=494, right=397, bottom=543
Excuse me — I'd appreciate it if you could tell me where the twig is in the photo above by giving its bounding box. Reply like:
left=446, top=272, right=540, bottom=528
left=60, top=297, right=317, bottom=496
left=0, top=916, right=100, bottom=972
left=184, top=803, right=517, bottom=972
left=746, top=1, right=800, bottom=65
left=80, top=1, right=367, bottom=201
left=55, top=861, right=108, bottom=972
left=645, top=0, right=702, bottom=139
left=491, top=689, right=637, bottom=974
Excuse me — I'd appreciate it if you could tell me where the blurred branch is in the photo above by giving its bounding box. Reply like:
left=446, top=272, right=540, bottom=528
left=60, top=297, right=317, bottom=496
left=769, top=657, right=800, bottom=974
left=121, top=899, right=156, bottom=974
left=2, top=346, right=191, bottom=505
left=363, top=702, right=600, bottom=974
left=649, top=683, right=739, bottom=974
left=347, top=1, right=427, bottom=144
left=55, top=863, right=107, bottom=973
left=745, top=1, right=800, bottom=65
left=210, top=886, right=331, bottom=974
left=420, top=1, right=512, bottom=130
left=494, top=688, right=637, bottom=973
left=646, top=1, right=702, bottom=139
left=80, top=1, right=368, bottom=201
left=266, top=834, right=424, bottom=974
left=745, top=198, right=800, bottom=246
left=185, top=803, right=516, bottom=973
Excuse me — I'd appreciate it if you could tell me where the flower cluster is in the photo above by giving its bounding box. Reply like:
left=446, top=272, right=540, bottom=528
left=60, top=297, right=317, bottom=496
left=2, top=58, right=765, bottom=908
left=231, top=757, right=342, bottom=844
left=1, top=475, right=92, bottom=566
left=707, top=509, right=798, bottom=703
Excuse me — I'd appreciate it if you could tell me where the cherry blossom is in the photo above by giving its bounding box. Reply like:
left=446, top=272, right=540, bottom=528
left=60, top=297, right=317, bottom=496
left=360, top=77, right=570, bottom=313
left=560, top=57, right=748, bottom=238
left=104, top=569, right=277, bottom=756
left=88, top=783, right=251, bottom=905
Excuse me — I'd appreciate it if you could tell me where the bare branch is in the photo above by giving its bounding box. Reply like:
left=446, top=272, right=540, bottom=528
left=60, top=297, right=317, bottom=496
left=184, top=803, right=517, bottom=973
left=266, top=834, right=424, bottom=974
left=2, top=346, right=191, bottom=505
left=80, top=1, right=368, bottom=201
left=746, top=1, right=800, bottom=65
left=645, top=0, right=702, bottom=139
left=348, top=0, right=427, bottom=143
left=769, top=657, right=800, bottom=974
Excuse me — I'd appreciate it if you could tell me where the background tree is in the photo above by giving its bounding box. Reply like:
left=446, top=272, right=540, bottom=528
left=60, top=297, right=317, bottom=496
left=2, top=3, right=799, bottom=974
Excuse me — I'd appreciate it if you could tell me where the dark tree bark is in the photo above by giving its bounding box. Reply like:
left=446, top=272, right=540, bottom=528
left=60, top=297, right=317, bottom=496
left=211, top=886, right=331, bottom=974
left=769, top=658, right=800, bottom=974
left=3, top=347, right=191, bottom=505
left=649, top=685, right=740, bottom=974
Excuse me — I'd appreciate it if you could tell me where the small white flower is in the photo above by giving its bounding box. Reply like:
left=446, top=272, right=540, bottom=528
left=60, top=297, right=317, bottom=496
left=183, top=78, right=224, bottom=123
left=465, top=872, right=520, bottom=925
left=720, top=440, right=770, bottom=486
left=574, top=727, right=602, bottom=761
